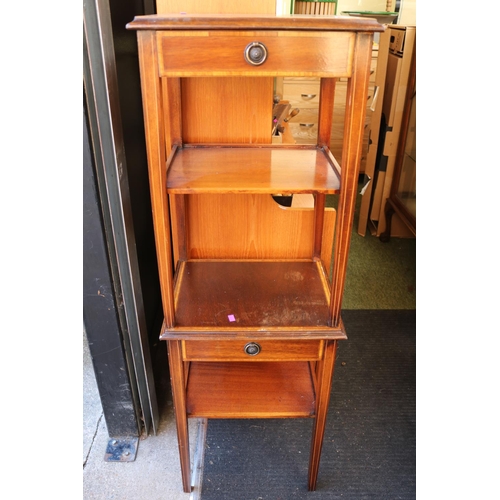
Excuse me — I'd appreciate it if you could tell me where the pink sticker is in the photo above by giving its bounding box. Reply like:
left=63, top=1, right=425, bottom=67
left=228, top=314, right=236, bottom=322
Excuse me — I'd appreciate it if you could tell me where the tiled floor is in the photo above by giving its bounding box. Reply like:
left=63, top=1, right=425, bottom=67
left=83, top=331, right=200, bottom=499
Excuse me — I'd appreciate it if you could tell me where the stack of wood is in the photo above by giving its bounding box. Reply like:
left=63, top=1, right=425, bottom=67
left=294, top=1, right=336, bottom=15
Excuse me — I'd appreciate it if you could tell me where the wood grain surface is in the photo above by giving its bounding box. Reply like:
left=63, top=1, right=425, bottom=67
left=182, top=339, right=324, bottom=361
left=173, top=260, right=331, bottom=328
left=166, top=146, right=340, bottom=193
left=186, top=361, right=316, bottom=418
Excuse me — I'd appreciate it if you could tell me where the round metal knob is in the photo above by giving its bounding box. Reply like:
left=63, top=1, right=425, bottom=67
left=244, top=42, right=268, bottom=66
left=244, top=342, right=261, bottom=356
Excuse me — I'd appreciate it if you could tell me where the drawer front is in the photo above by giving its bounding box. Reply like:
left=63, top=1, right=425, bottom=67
left=290, top=108, right=317, bottom=123
left=288, top=122, right=317, bottom=145
left=282, top=81, right=321, bottom=108
left=157, top=31, right=354, bottom=77
left=182, top=339, right=324, bottom=361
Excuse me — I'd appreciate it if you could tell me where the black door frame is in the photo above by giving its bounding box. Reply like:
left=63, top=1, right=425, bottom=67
left=83, top=0, right=159, bottom=437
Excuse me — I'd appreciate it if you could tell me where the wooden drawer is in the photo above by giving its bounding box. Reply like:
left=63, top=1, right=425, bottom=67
left=288, top=122, right=318, bottom=145
left=283, top=78, right=321, bottom=108
left=288, top=108, right=318, bottom=125
left=157, top=31, right=354, bottom=77
left=182, top=339, right=324, bottom=361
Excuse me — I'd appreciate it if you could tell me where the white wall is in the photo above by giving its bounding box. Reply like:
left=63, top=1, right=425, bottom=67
left=398, top=0, right=416, bottom=25
left=276, top=0, right=293, bottom=14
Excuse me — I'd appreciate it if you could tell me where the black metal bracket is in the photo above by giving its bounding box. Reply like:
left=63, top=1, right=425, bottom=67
left=104, top=437, right=139, bottom=462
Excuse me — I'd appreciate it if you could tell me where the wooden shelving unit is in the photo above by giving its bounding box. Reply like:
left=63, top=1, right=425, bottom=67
left=128, top=14, right=384, bottom=493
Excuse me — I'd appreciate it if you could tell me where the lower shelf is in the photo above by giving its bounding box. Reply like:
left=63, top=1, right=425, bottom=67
left=186, top=361, right=316, bottom=418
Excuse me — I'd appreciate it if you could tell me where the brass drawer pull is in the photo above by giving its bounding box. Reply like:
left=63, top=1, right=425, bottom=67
left=301, top=93, right=316, bottom=100
left=300, top=123, right=315, bottom=127
left=244, top=342, right=261, bottom=356
left=244, top=42, right=268, bottom=66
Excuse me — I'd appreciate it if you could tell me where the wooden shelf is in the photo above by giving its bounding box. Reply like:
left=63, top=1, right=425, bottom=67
left=166, top=145, right=340, bottom=194
left=172, top=260, right=332, bottom=329
left=186, top=361, right=316, bottom=418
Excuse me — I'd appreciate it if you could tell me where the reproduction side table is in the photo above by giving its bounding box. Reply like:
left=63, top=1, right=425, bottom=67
left=127, top=14, right=384, bottom=492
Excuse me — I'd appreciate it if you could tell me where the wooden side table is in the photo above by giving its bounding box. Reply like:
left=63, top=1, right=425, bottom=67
left=128, top=14, right=384, bottom=493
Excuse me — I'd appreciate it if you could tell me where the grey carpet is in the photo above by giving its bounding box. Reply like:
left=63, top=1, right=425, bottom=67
left=200, top=309, right=416, bottom=499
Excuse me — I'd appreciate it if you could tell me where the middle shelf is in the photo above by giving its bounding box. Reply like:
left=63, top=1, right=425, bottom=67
left=166, top=145, right=341, bottom=194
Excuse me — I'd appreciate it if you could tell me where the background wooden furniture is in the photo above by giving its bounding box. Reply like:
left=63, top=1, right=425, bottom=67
left=358, top=24, right=415, bottom=237
left=357, top=27, right=391, bottom=236
left=294, top=0, right=337, bottom=15
left=380, top=46, right=416, bottom=242
left=128, top=14, right=383, bottom=493
left=157, top=0, right=275, bottom=14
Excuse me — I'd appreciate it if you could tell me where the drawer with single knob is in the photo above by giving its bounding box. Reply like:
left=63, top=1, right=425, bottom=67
left=181, top=339, right=324, bottom=361
left=156, top=31, right=354, bottom=77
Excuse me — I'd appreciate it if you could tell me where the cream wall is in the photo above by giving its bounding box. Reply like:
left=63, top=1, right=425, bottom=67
left=157, top=1, right=416, bottom=25
left=337, top=0, right=387, bottom=14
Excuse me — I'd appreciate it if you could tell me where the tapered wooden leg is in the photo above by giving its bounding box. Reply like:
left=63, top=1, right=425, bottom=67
left=308, top=339, right=337, bottom=491
left=167, top=340, right=192, bottom=493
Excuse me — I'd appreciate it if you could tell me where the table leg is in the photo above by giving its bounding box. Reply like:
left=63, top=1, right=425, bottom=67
left=167, top=340, right=192, bottom=493
left=308, top=339, right=337, bottom=491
